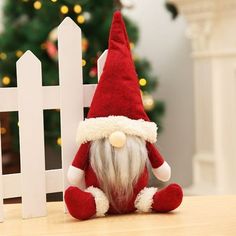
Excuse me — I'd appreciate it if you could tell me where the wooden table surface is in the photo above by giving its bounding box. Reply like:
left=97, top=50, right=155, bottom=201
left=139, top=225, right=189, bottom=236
left=0, top=196, right=236, bottom=236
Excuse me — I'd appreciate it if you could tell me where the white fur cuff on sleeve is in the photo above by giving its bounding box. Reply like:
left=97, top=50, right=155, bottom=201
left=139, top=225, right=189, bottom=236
left=152, top=161, right=171, bottom=182
left=135, top=187, right=157, bottom=212
left=85, top=186, right=109, bottom=217
left=67, top=165, right=85, bottom=189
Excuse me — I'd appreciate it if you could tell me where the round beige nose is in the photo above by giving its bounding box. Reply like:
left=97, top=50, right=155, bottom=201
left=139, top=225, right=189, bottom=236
left=109, top=131, right=126, bottom=148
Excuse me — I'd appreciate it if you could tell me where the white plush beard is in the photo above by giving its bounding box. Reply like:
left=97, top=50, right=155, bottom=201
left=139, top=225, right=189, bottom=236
left=90, top=135, right=148, bottom=211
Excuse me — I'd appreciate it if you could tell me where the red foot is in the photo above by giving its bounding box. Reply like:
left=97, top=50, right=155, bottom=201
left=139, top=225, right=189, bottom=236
left=152, top=183, right=183, bottom=212
left=64, top=186, right=96, bottom=220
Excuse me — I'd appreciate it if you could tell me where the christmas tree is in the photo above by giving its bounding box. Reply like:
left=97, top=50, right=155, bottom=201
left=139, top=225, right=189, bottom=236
left=0, top=0, right=164, bottom=153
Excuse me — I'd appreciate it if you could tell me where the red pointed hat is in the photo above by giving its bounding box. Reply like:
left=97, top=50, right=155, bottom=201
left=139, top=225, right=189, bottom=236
left=76, top=11, right=157, bottom=145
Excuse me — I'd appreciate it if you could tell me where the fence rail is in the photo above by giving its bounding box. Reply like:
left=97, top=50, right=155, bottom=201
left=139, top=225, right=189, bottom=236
left=0, top=17, right=107, bottom=222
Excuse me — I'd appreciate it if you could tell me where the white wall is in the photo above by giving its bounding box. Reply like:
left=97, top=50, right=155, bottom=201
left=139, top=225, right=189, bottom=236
left=125, top=0, right=194, bottom=187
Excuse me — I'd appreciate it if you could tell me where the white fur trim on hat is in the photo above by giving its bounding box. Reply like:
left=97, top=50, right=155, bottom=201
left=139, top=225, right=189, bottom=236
left=85, top=186, right=109, bottom=217
left=134, top=187, right=157, bottom=212
left=76, top=115, right=157, bottom=145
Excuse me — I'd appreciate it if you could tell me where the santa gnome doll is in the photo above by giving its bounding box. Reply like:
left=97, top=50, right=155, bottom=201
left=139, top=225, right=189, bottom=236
left=65, top=11, right=183, bottom=220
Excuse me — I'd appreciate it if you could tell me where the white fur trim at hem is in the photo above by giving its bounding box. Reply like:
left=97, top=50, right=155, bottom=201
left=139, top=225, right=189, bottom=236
left=85, top=186, right=109, bottom=217
left=67, top=165, right=85, bottom=190
left=76, top=115, right=158, bottom=145
left=152, top=161, right=171, bottom=182
left=135, top=187, right=157, bottom=212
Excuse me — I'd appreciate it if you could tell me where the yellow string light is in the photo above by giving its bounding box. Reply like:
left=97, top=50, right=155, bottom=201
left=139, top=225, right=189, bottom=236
left=57, top=137, right=62, bottom=146
left=51, top=0, right=57, bottom=2
left=2, top=76, right=11, bottom=86
left=34, top=1, right=42, bottom=10
left=142, top=93, right=154, bottom=111
left=130, top=42, right=135, bottom=49
left=16, top=50, right=23, bottom=58
left=89, top=69, right=96, bottom=78
left=0, top=127, right=7, bottom=135
left=74, top=4, right=82, bottom=14
left=77, top=15, right=85, bottom=24
left=60, top=5, right=69, bottom=14
left=0, top=52, right=7, bottom=60
left=82, top=59, right=86, bottom=66
left=139, top=78, right=147, bottom=87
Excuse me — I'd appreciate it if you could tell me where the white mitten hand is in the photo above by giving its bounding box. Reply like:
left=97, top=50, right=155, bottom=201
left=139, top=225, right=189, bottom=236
left=67, top=165, right=86, bottom=189
left=152, top=161, right=171, bottom=182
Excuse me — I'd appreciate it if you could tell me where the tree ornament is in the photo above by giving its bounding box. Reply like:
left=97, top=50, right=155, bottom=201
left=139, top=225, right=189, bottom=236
left=82, top=37, right=89, bottom=52
left=83, top=12, right=91, bottom=22
left=89, top=66, right=97, bottom=78
left=45, top=41, right=58, bottom=61
left=44, top=27, right=58, bottom=61
left=48, top=27, right=57, bottom=42
left=142, top=92, right=155, bottom=111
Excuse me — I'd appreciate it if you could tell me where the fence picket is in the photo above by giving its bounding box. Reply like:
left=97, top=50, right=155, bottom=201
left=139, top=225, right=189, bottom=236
left=83, top=84, right=97, bottom=107
left=97, top=50, right=108, bottom=80
left=0, top=88, right=17, bottom=112
left=17, top=51, right=47, bottom=219
left=58, top=17, right=84, bottom=202
left=3, top=173, right=21, bottom=198
left=0, top=121, right=3, bottom=222
left=2, top=169, right=63, bottom=199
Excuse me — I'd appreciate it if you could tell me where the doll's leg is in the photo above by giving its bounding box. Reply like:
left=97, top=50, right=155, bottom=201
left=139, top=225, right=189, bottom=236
left=65, top=186, right=109, bottom=220
left=135, top=184, right=183, bottom=213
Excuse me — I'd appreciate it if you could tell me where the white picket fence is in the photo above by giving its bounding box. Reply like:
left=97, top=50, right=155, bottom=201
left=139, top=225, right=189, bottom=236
left=0, top=17, right=108, bottom=222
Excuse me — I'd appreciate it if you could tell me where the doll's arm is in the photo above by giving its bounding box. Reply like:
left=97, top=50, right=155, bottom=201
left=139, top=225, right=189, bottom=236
left=67, top=142, right=90, bottom=189
left=146, top=142, right=171, bottom=182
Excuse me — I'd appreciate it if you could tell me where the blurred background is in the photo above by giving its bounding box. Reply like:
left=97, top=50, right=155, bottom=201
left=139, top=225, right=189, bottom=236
left=1, top=0, right=235, bottom=202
